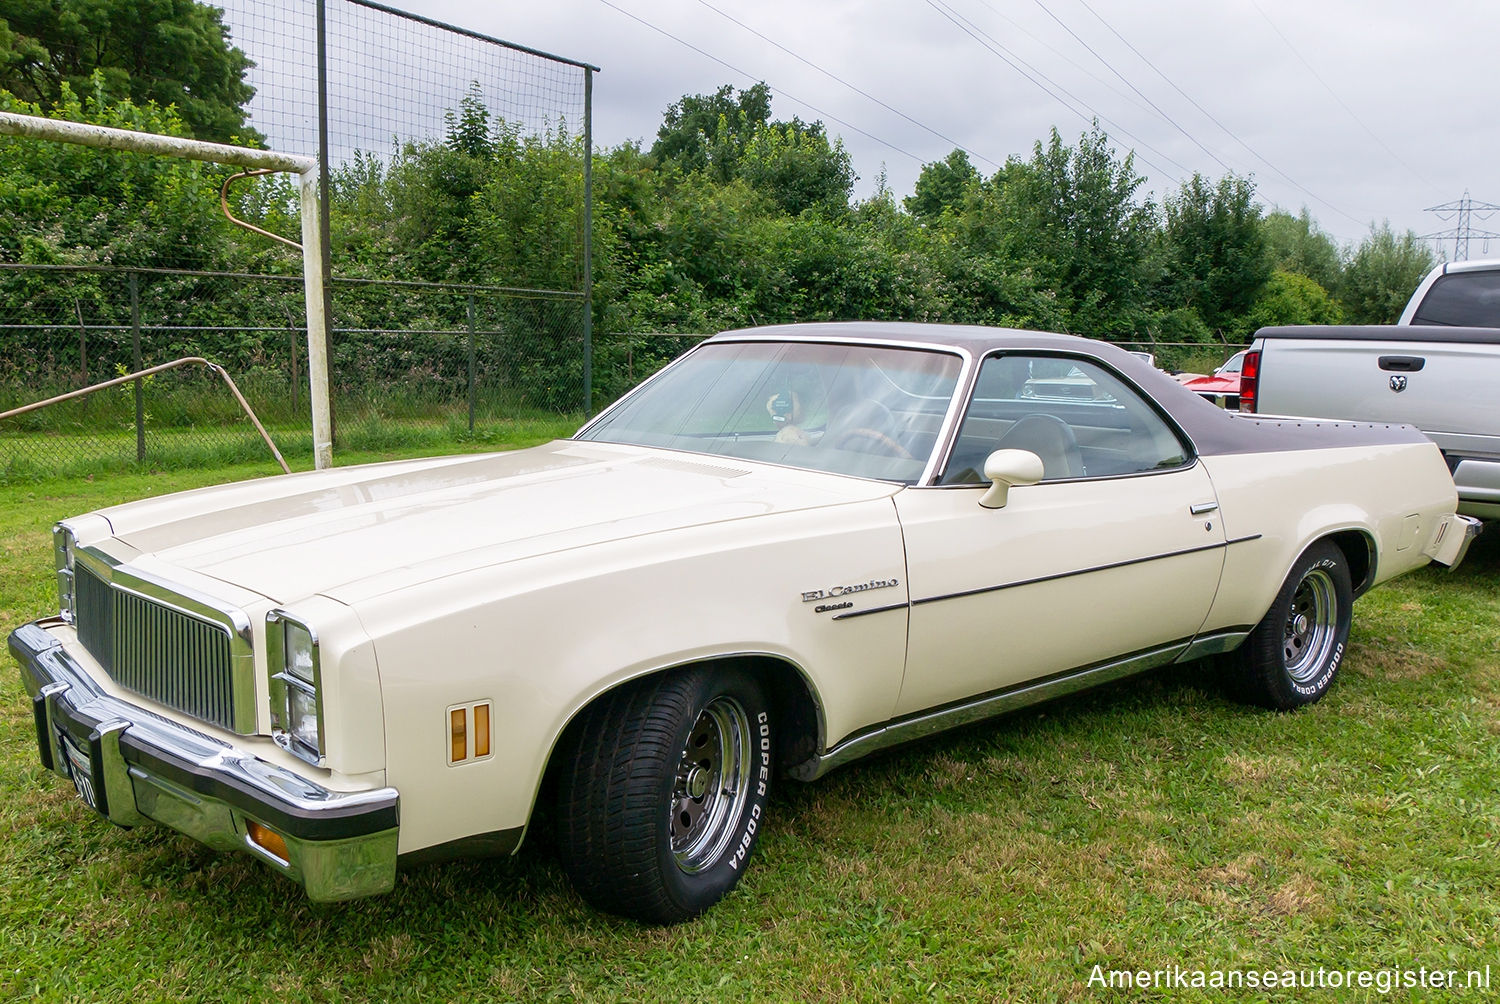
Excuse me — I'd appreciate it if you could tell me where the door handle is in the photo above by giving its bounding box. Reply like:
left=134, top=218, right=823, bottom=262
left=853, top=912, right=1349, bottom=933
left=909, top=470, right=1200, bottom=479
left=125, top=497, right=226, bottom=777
left=1190, top=501, right=1218, bottom=516
left=1378, top=355, right=1425, bottom=372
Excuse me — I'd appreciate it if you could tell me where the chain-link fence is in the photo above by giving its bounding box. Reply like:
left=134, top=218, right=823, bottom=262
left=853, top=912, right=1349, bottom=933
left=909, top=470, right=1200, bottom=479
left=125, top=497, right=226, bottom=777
left=1, top=263, right=704, bottom=475
left=1114, top=339, right=1248, bottom=377
left=218, top=0, right=600, bottom=420
left=2, top=0, right=612, bottom=476
left=1, top=264, right=299, bottom=475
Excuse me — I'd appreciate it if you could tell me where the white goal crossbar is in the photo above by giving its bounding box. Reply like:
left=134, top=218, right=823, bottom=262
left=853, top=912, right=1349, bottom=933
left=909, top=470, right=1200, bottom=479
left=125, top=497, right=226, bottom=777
left=0, top=110, right=334, bottom=469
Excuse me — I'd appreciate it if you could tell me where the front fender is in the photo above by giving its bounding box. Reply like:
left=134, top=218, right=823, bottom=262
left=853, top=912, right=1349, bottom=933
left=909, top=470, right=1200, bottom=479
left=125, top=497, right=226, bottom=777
left=359, top=498, right=908, bottom=856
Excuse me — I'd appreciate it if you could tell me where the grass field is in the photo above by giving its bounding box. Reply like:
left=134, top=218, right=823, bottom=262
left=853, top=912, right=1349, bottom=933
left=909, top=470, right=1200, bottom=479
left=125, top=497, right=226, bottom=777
left=2, top=441, right=1498, bottom=1002
left=2, top=412, right=586, bottom=484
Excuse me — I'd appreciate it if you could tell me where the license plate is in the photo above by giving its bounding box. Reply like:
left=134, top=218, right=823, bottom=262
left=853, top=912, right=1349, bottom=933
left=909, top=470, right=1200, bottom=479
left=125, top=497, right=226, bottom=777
left=57, top=731, right=99, bottom=811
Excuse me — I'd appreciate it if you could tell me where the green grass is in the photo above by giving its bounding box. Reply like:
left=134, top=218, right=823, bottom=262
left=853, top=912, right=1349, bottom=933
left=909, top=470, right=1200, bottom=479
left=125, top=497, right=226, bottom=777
left=2, top=414, right=583, bottom=485
left=2, top=446, right=1498, bottom=1001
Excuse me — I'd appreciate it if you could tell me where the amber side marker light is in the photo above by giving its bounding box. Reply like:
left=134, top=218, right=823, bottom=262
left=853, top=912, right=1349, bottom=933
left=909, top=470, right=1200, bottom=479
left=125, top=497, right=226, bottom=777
left=474, top=703, right=491, bottom=758
left=448, top=702, right=493, bottom=763
left=450, top=708, right=467, bottom=763
left=246, top=819, right=289, bottom=862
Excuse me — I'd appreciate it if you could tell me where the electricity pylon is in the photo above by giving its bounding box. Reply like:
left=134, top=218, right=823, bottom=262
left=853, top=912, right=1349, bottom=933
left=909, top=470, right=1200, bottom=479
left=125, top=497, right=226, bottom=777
left=1421, top=190, right=1500, bottom=261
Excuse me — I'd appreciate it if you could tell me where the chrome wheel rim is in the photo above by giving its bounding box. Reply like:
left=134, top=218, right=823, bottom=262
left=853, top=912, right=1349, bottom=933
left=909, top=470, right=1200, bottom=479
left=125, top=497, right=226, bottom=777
left=1284, top=568, right=1337, bottom=684
left=670, top=696, right=752, bottom=874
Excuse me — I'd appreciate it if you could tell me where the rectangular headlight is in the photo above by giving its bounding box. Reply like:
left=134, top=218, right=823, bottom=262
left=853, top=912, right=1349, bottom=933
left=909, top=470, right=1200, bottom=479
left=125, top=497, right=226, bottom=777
left=284, top=621, right=316, bottom=683
left=53, top=523, right=76, bottom=623
left=268, top=611, right=324, bottom=764
left=286, top=683, right=321, bottom=751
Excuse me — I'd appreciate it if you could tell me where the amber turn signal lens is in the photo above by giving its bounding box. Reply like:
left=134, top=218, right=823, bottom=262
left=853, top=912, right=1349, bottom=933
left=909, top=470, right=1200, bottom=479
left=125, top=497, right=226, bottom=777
left=450, top=707, right=467, bottom=762
left=246, top=819, right=289, bottom=862
left=474, top=704, right=490, bottom=758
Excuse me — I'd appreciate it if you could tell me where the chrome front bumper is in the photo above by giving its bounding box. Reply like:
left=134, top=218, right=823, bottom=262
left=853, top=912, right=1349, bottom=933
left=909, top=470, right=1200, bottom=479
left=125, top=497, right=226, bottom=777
left=10, top=620, right=399, bottom=902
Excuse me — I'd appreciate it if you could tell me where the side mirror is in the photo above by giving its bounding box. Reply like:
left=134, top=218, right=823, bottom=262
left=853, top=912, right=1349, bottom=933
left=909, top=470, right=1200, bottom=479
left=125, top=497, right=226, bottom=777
left=978, top=449, right=1044, bottom=509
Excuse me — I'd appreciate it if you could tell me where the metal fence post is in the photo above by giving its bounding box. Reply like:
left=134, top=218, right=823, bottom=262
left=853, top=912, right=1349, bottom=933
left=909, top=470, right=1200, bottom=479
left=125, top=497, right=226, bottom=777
left=74, top=297, right=88, bottom=390
left=286, top=307, right=301, bottom=413
left=129, top=270, right=144, bottom=462
left=316, top=0, right=338, bottom=450
left=582, top=66, right=594, bottom=419
left=467, top=294, right=477, bottom=432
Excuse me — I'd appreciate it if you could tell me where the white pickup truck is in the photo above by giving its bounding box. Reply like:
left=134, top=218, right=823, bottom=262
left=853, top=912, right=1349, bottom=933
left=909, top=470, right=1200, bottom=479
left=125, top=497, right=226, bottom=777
left=1241, top=260, right=1500, bottom=520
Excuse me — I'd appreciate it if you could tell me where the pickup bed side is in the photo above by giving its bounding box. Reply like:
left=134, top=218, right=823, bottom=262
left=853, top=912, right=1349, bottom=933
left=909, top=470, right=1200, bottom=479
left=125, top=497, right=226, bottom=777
left=1245, top=324, right=1500, bottom=520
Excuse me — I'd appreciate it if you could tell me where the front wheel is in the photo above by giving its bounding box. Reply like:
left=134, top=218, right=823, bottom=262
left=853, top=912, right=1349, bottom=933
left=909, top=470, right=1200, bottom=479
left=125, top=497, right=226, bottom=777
left=1230, top=541, right=1354, bottom=710
left=555, top=667, right=773, bottom=924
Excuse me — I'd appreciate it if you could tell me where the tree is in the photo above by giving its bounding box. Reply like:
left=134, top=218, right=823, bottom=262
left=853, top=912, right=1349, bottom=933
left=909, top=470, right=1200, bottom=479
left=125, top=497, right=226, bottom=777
left=1338, top=223, right=1435, bottom=324
left=1161, top=173, right=1269, bottom=334
left=1262, top=208, right=1343, bottom=293
left=0, top=80, right=301, bottom=386
left=1240, top=269, right=1343, bottom=335
left=651, top=83, right=853, bottom=216
left=650, top=82, right=771, bottom=181
left=0, top=79, right=235, bottom=269
left=738, top=121, right=853, bottom=216
left=444, top=83, right=493, bottom=159
left=990, top=126, right=1158, bottom=337
left=905, top=149, right=978, bottom=220
left=0, top=0, right=256, bottom=144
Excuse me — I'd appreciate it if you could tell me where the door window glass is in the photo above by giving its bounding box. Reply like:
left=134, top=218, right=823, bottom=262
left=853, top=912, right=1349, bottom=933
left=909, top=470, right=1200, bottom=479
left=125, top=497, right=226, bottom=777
left=939, top=355, right=1190, bottom=484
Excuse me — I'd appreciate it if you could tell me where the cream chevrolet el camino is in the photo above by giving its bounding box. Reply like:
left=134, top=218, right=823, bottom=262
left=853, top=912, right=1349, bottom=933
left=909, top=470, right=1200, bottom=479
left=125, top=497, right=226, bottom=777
left=11, top=322, right=1481, bottom=923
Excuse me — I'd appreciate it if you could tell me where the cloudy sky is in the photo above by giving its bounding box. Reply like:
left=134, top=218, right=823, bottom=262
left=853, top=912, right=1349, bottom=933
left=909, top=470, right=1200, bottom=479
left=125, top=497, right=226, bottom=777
left=293, top=0, right=1500, bottom=255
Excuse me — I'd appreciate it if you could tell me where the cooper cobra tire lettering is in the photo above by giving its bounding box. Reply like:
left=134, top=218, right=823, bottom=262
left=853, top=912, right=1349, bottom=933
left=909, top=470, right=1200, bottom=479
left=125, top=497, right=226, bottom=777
left=556, top=666, right=774, bottom=924
left=1228, top=541, right=1353, bottom=711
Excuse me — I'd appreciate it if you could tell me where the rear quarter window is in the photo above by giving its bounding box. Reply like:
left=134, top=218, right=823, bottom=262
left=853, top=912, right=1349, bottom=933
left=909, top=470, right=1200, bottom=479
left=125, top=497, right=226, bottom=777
left=1411, top=270, right=1500, bottom=327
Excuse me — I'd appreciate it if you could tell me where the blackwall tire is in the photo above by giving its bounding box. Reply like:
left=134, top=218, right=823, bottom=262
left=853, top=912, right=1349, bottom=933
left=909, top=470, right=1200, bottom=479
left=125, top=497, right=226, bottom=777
left=555, top=666, right=773, bottom=924
left=1231, top=541, right=1353, bottom=710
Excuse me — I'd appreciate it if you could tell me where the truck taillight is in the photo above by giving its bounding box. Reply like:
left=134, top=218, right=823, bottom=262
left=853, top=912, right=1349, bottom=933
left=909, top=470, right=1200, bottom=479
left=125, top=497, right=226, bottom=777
left=1238, top=349, right=1260, bottom=413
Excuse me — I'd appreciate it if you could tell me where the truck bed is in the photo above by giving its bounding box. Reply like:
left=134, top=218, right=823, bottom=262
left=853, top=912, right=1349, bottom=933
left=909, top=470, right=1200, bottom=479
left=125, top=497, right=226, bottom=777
left=1249, top=324, right=1500, bottom=519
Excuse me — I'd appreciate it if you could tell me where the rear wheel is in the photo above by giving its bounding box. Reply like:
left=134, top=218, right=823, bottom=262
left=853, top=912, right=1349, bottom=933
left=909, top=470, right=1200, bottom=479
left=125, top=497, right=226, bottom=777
left=1230, top=541, right=1353, bottom=710
left=555, top=667, right=773, bottom=924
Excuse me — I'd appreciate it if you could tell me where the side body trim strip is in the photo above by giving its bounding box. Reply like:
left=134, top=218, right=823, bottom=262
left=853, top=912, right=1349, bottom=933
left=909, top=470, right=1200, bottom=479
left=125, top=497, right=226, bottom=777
left=834, top=534, right=1263, bottom=619
left=788, top=638, right=1193, bottom=781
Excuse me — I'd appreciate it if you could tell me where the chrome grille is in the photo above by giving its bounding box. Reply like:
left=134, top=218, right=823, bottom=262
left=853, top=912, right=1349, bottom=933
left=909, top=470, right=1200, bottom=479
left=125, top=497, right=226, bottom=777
left=75, top=563, right=114, bottom=658
left=73, top=561, right=247, bottom=733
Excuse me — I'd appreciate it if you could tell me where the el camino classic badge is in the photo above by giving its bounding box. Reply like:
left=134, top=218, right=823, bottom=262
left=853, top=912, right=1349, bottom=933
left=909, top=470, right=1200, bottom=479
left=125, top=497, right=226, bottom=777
left=803, top=577, right=900, bottom=613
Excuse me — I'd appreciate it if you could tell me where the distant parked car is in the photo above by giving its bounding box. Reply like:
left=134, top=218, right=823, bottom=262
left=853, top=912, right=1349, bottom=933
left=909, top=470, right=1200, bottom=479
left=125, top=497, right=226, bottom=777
left=1182, top=350, right=1248, bottom=408
left=1215, top=350, right=1248, bottom=377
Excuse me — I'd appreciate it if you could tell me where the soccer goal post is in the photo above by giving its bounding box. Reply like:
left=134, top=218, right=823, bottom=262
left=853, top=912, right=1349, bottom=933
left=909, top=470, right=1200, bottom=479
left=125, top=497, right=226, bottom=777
left=0, top=110, right=335, bottom=470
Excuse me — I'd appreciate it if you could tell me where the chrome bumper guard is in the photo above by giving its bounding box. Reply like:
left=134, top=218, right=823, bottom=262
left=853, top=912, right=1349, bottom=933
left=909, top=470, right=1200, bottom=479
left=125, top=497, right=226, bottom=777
left=10, top=620, right=399, bottom=902
left=1424, top=513, right=1484, bottom=570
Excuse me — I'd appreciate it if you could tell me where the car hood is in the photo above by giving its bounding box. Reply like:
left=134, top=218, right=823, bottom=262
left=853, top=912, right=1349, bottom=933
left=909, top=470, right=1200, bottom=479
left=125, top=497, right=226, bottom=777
left=1183, top=374, right=1239, bottom=392
left=98, top=441, right=901, bottom=604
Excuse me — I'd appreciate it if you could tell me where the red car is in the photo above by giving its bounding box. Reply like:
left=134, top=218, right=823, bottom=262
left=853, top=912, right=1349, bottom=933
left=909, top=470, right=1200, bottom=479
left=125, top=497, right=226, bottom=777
left=1181, top=350, right=1246, bottom=408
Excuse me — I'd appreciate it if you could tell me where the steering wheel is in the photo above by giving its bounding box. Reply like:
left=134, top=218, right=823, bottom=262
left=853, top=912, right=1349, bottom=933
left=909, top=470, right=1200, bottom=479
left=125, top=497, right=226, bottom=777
left=825, top=398, right=914, bottom=459
left=828, top=426, right=914, bottom=459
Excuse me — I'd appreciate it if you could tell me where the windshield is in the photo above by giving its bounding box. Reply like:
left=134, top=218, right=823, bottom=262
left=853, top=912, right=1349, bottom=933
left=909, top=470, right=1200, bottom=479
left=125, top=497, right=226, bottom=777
left=577, top=341, right=964, bottom=482
left=1216, top=351, right=1246, bottom=376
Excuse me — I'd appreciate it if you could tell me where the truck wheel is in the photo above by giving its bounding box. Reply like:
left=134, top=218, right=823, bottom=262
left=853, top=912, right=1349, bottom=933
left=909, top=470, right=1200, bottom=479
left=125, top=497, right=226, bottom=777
left=1231, top=541, right=1353, bottom=710
left=555, top=667, right=773, bottom=924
